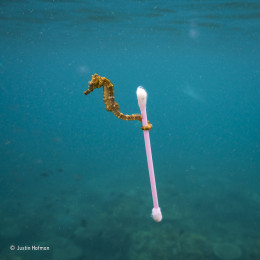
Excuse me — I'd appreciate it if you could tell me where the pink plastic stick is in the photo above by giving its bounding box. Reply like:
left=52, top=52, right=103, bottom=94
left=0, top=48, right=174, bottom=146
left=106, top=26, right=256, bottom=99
left=137, top=87, right=162, bottom=222
left=140, top=107, right=159, bottom=209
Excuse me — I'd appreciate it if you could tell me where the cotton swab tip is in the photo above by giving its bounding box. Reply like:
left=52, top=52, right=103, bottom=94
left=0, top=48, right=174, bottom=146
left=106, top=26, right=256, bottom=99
left=136, top=86, right=147, bottom=110
left=152, top=207, right=162, bottom=222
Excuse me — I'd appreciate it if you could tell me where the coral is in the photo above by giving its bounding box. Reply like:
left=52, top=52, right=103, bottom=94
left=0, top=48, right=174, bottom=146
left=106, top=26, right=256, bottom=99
left=52, top=244, right=82, bottom=260
left=213, top=242, right=242, bottom=260
left=178, top=232, right=212, bottom=259
left=130, top=226, right=212, bottom=260
left=249, top=239, right=260, bottom=259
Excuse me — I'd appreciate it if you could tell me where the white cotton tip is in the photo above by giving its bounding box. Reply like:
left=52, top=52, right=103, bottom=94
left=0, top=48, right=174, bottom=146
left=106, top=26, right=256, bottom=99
left=152, top=207, right=162, bottom=222
left=136, top=86, right=147, bottom=110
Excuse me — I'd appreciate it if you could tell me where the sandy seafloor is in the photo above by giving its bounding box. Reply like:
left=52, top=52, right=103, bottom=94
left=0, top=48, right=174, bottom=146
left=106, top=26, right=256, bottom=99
left=0, top=1, right=260, bottom=260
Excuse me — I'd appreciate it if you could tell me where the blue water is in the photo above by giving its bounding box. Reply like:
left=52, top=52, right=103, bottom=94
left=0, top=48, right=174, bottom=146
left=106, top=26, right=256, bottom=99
left=1, top=1, right=260, bottom=259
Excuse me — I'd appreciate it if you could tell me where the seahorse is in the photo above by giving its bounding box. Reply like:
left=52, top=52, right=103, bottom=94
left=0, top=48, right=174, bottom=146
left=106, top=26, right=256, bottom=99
left=84, top=74, right=152, bottom=130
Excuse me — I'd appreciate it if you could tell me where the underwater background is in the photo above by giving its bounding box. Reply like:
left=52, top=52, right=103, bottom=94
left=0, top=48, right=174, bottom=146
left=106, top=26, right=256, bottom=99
left=0, top=0, right=260, bottom=259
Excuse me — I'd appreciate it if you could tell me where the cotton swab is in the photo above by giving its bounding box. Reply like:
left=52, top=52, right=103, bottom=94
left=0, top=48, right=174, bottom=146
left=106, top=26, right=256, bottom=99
left=136, top=87, right=162, bottom=222
left=84, top=74, right=162, bottom=222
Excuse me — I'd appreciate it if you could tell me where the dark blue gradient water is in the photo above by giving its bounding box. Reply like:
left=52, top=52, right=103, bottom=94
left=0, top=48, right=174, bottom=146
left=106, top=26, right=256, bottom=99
left=0, top=1, right=260, bottom=259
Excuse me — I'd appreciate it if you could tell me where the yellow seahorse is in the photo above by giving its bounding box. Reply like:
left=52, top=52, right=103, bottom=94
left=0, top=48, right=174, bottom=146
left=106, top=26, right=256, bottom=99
left=84, top=74, right=152, bottom=130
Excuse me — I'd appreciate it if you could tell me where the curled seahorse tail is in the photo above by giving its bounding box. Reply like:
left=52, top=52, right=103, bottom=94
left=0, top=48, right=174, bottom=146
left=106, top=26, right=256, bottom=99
left=112, top=109, right=142, bottom=122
